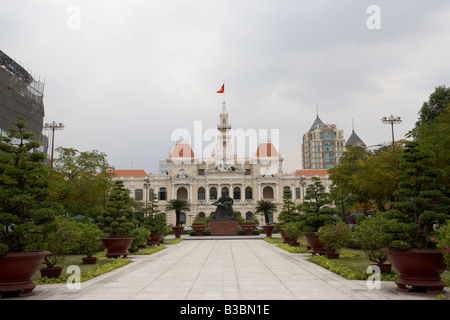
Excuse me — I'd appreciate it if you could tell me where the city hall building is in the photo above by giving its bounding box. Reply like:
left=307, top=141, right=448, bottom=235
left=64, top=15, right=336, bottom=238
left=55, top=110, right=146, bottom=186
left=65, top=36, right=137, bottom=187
left=107, top=101, right=366, bottom=226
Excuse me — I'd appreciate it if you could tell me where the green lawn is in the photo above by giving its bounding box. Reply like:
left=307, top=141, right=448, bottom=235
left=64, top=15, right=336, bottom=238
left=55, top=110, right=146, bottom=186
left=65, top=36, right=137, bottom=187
left=32, top=240, right=181, bottom=285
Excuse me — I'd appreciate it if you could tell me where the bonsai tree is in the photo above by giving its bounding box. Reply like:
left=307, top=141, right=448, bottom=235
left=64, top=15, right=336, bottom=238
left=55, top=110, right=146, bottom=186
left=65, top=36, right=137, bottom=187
left=28, top=216, right=81, bottom=269
left=297, top=177, right=336, bottom=233
left=254, top=200, right=277, bottom=225
left=143, top=213, right=169, bottom=234
left=97, top=180, right=138, bottom=237
left=383, top=141, right=450, bottom=249
left=283, top=222, right=302, bottom=243
left=317, top=221, right=352, bottom=254
left=129, top=226, right=150, bottom=252
left=354, top=213, right=391, bottom=265
left=77, top=220, right=103, bottom=258
left=275, top=190, right=299, bottom=231
left=0, top=117, right=63, bottom=255
left=165, top=199, right=191, bottom=227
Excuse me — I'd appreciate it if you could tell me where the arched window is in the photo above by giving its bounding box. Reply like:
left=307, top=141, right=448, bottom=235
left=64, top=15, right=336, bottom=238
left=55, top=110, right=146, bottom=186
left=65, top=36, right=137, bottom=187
left=221, top=187, right=229, bottom=197
left=135, top=189, right=143, bottom=201
left=245, top=211, right=253, bottom=221
left=177, top=187, right=188, bottom=200
left=159, top=187, right=167, bottom=201
left=198, top=212, right=206, bottom=219
left=284, top=186, right=292, bottom=198
left=198, top=187, right=205, bottom=200
left=233, top=186, right=241, bottom=200
left=262, top=186, right=274, bottom=199
left=296, top=187, right=301, bottom=199
left=149, top=188, right=154, bottom=200
left=245, top=187, right=253, bottom=200
left=210, top=187, right=217, bottom=200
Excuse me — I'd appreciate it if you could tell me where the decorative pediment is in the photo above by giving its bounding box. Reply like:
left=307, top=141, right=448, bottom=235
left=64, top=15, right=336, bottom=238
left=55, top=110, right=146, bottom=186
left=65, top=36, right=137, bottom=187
left=205, top=163, right=246, bottom=174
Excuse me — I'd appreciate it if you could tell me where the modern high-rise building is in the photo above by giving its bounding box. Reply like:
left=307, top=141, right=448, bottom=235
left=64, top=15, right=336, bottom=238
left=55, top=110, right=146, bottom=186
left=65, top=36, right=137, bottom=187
left=302, top=115, right=346, bottom=169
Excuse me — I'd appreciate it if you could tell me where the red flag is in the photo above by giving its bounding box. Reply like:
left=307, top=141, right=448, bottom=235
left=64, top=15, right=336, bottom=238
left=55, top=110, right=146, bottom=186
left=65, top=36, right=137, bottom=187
left=217, top=84, right=224, bottom=93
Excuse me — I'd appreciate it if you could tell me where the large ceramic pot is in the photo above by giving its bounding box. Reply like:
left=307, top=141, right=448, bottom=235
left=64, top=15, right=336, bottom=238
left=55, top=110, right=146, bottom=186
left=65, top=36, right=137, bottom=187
left=241, top=224, right=256, bottom=235
left=303, top=233, right=327, bottom=255
left=172, top=226, right=184, bottom=239
left=100, top=237, right=134, bottom=258
left=280, top=231, right=295, bottom=244
left=262, top=225, right=275, bottom=238
left=147, top=232, right=163, bottom=246
left=0, top=251, right=50, bottom=298
left=383, top=248, right=447, bottom=294
left=192, top=224, right=207, bottom=236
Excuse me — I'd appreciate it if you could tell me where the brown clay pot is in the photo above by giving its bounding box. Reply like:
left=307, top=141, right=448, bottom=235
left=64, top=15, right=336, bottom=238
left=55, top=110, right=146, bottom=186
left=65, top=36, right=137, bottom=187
left=370, top=263, right=392, bottom=274
left=147, top=232, right=163, bottom=246
left=383, top=248, right=447, bottom=294
left=303, top=233, right=327, bottom=255
left=192, top=224, right=207, bottom=236
left=325, top=252, right=340, bottom=259
left=241, top=224, right=256, bottom=235
left=40, top=266, right=63, bottom=278
left=0, top=251, right=50, bottom=298
left=262, top=225, right=275, bottom=238
left=82, top=257, right=98, bottom=264
left=172, top=226, right=184, bottom=239
left=100, top=237, right=134, bottom=258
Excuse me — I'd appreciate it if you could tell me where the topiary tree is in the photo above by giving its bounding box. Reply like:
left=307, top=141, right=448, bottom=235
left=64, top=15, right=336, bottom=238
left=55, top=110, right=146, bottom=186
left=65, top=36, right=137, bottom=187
left=297, top=177, right=336, bottom=233
left=0, top=117, right=63, bottom=255
left=97, top=180, right=138, bottom=238
left=383, top=141, right=450, bottom=249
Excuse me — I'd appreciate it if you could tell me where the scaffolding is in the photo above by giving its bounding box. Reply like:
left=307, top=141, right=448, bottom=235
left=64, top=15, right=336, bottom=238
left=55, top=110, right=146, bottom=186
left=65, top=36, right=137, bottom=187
left=0, top=50, right=47, bottom=152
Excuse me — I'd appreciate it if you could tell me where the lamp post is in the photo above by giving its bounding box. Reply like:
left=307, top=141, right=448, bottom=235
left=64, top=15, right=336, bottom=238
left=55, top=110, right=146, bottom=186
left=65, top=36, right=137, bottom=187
left=143, top=177, right=150, bottom=215
left=381, top=115, right=401, bottom=152
left=44, top=121, right=64, bottom=177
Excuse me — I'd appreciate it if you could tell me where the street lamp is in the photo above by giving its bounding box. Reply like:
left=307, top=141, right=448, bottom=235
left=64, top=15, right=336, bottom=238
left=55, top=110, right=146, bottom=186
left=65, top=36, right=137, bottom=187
left=44, top=121, right=64, bottom=177
left=381, top=115, right=401, bottom=152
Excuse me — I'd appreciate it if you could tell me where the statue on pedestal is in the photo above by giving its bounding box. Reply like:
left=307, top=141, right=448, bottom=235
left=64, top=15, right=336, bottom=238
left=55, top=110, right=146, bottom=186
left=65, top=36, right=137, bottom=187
left=212, top=189, right=234, bottom=220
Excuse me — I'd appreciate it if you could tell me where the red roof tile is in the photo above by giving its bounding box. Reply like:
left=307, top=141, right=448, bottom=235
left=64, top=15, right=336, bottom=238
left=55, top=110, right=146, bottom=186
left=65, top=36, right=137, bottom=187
left=294, top=169, right=329, bottom=176
left=107, top=169, right=148, bottom=177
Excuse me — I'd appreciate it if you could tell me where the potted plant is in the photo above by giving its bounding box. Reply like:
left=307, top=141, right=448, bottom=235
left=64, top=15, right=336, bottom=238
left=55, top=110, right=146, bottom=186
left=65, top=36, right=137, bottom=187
left=240, top=220, right=258, bottom=235
left=0, top=118, right=63, bottom=296
left=353, top=213, right=392, bottom=273
left=191, top=217, right=207, bottom=236
left=165, top=199, right=191, bottom=238
left=144, top=214, right=169, bottom=246
left=283, top=222, right=302, bottom=246
left=317, top=221, right=351, bottom=258
left=29, top=216, right=81, bottom=277
left=297, top=177, right=336, bottom=255
left=381, top=141, right=449, bottom=294
left=275, top=190, right=299, bottom=244
left=255, top=200, right=277, bottom=237
left=97, top=180, right=138, bottom=258
left=77, top=221, right=102, bottom=264
left=129, top=226, right=150, bottom=252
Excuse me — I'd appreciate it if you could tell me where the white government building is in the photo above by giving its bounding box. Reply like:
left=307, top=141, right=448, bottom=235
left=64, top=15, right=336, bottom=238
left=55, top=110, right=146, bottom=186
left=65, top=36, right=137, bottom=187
left=108, top=101, right=347, bottom=226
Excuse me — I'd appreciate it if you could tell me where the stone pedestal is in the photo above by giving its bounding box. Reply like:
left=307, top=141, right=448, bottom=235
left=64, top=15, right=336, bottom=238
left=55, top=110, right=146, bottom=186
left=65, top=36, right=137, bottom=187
left=210, top=220, right=238, bottom=236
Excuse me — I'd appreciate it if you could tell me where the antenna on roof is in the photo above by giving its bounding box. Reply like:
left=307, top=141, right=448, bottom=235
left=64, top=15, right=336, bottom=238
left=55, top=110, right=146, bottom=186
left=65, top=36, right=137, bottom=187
left=316, top=103, right=319, bottom=116
left=352, top=118, right=355, bottom=132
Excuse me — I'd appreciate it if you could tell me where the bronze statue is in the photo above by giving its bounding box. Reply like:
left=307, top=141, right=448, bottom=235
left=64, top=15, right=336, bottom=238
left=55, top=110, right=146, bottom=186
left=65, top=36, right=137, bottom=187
left=212, top=189, right=234, bottom=220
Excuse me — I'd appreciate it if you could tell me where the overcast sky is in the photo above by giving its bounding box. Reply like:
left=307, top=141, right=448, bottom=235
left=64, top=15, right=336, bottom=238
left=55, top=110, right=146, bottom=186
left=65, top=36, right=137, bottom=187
left=1, top=0, right=449, bottom=174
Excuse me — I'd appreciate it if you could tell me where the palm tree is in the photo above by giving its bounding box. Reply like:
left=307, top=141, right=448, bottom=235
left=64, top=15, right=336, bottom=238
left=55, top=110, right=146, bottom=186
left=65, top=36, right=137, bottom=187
left=254, top=200, right=277, bottom=224
left=165, top=199, right=191, bottom=226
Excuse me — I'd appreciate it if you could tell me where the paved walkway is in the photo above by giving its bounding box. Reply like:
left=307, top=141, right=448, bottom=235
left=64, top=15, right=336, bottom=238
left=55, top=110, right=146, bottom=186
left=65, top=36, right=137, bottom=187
left=13, top=237, right=447, bottom=301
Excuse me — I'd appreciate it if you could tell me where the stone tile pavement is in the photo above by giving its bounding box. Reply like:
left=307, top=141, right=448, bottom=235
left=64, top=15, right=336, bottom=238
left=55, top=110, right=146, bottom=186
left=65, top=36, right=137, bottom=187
left=11, top=237, right=447, bottom=301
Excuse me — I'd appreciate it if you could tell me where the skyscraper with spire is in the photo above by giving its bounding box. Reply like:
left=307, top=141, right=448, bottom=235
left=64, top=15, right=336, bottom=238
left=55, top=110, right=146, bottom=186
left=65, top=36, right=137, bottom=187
left=301, top=114, right=346, bottom=169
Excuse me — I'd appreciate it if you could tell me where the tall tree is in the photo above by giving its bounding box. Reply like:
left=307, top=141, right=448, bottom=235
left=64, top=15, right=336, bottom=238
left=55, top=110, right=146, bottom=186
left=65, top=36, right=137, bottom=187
left=51, top=147, right=113, bottom=218
left=413, top=85, right=450, bottom=135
